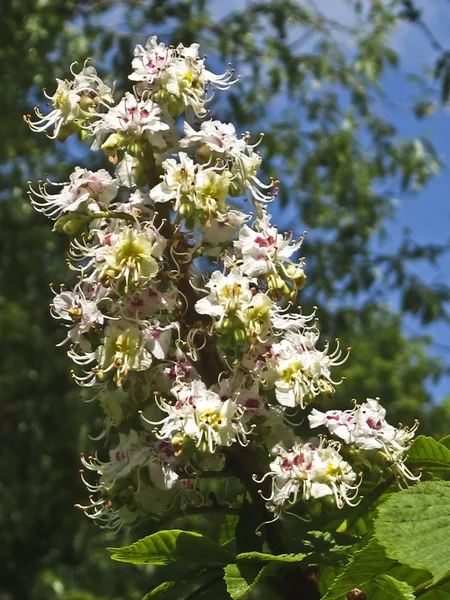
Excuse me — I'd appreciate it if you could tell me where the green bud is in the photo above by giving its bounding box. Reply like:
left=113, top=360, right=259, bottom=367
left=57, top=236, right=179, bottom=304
left=217, top=318, right=233, bottom=332
left=53, top=213, right=86, bottom=235
left=267, top=274, right=289, bottom=295
left=56, top=121, right=79, bottom=142
left=285, top=264, right=307, bottom=289
left=233, top=328, right=247, bottom=344
left=178, top=202, right=195, bottom=218
left=101, top=132, right=126, bottom=155
left=229, top=180, right=244, bottom=197
left=309, top=501, right=323, bottom=518
left=127, top=142, right=142, bottom=158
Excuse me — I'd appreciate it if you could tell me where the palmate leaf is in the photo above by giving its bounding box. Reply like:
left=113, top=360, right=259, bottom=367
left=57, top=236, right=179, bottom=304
left=108, top=529, right=233, bottom=566
left=374, top=481, right=450, bottom=582
left=321, top=539, right=428, bottom=600
left=406, top=435, right=450, bottom=471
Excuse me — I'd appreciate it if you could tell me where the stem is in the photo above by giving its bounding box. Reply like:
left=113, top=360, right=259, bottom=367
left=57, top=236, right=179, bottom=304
left=414, top=572, right=450, bottom=596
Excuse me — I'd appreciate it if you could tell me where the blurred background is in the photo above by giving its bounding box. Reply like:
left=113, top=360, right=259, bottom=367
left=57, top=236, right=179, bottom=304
left=2, top=0, right=450, bottom=597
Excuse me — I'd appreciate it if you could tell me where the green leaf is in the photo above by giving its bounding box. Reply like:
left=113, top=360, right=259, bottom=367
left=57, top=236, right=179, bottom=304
left=321, top=539, right=428, bottom=600
left=224, top=562, right=278, bottom=599
left=438, top=434, right=450, bottom=450
left=406, top=435, right=450, bottom=471
left=142, top=571, right=224, bottom=600
left=109, top=530, right=233, bottom=566
left=373, top=575, right=415, bottom=599
left=236, top=551, right=307, bottom=563
left=375, top=481, right=450, bottom=582
left=217, top=513, right=239, bottom=547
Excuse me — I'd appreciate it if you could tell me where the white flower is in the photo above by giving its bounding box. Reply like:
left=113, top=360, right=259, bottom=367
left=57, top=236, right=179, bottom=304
left=195, top=269, right=254, bottom=319
left=116, top=190, right=153, bottom=217
left=232, top=148, right=275, bottom=202
left=199, top=209, right=249, bottom=246
left=29, top=167, right=118, bottom=219
left=234, top=211, right=303, bottom=277
left=129, top=36, right=175, bottom=85
left=308, top=408, right=355, bottom=444
left=92, top=224, right=166, bottom=291
left=27, top=63, right=113, bottom=139
left=150, top=153, right=231, bottom=218
left=308, top=399, right=420, bottom=482
left=143, top=323, right=174, bottom=360
left=92, top=92, right=176, bottom=152
left=129, top=37, right=237, bottom=116
left=52, top=289, right=104, bottom=345
left=151, top=381, right=250, bottom=452
left=81, top=430, right=150, bottom=488
left=267, top=335, right=345, bottom=408
left=148, top=441, right=181, bottom=490
left=149, top=153, right=197, bottom=205
left=95, top=321, right=153, bottom=385
left=181, top=120, right=247, bottom=158
left=119, top=285, right=177, bottom=319
left=265, top=439, right=360, bottom=514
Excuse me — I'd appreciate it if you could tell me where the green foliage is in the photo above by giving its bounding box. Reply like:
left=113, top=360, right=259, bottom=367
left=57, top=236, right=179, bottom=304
left=406, top=436, right=450, bottom=472
left=320, top=539, right=427, bottom=600
left=109, top=530, right=233, bottom=566
left=223, top=562, right=279, bottom=599
left=375, top=481, right=450, bottom=583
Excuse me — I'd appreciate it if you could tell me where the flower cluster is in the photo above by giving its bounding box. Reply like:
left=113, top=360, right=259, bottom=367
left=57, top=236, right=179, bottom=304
left=27, top=36, right=419, bottom=531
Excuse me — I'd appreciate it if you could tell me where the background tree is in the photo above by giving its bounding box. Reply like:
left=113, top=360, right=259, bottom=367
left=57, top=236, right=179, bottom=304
left=1, top=0, right=450, bottom=597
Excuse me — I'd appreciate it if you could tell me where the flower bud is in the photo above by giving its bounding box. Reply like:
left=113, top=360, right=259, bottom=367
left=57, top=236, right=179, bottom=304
left=285, top=264, right=307, bottom=289
left=217, top=318, right=233, bottom=332
left=233, top=328, right=246, bottom=344
left=101, top=133, right=126, bottom=155
left=53, top=213, right=86, bottom=235
left=267, top=274, right=289, bottom=296
left=178, top=203, right=195, bottom=218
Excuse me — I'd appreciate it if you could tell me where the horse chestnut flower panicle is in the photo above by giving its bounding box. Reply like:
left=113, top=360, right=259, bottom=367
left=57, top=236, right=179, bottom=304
left=27, top=35, right=419, bottom=532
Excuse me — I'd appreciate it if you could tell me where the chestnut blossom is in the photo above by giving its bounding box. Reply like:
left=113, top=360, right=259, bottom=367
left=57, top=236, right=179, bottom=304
left=26, top=63, right=113, bottom=140
left=234, top=211, right=303, bottom=277
left=308, top=399, right=420, bottom=481
left=181, top=120, right=247, bottom=159
left=262, top=439, right=360, bottom=516
left=92, top=92, right=177, bottom=153
left=29, top=167, right=118, bottom=219
left=129, top=36, right=237, bottom=116
left=146, top=381, right=251, bottom=453
left=27, top=35, right=420, bottom=533
left=51, top=289, right=104, bottom=345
